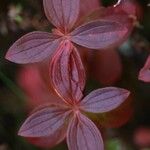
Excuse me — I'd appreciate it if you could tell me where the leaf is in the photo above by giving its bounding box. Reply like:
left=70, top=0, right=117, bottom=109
left=138, top=55, right=150, bottom=83
left=79, top=0, right=101, bottom=18
left=67, top=113, right=104, bottom=150
left=80, top=87, right=130, bottom=113
left=18, top=64, right=64, bottom=109
left=70, top=20, right=127, bottom=49
left=5, top=32, right=61, bottom=64
left=114, top=0, right=139, bottom=17
left=43, top=0, right=80, bottom=32
left=98, top=8, right=133, bottom=29
left=18, top=104, right=71, bottom=137
left=50, top=40, right=86, bottom=104
left=89, top=49, right=122, bottom=85
left=89, top=96, right=133, bottom=128
left=26, top=132, right=66, bottom=148
left=78, top=6, right=134, bottom=45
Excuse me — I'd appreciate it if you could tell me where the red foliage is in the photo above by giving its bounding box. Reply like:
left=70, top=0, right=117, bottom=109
left=18, top=74, right=130, bottom=149
left=5, top=0, right=138, bottom=149
left=6, top=0, right=133, bottom=64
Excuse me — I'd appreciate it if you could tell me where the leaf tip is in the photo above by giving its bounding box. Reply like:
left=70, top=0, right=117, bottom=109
left=17, top=122, right=31, bottom=137
left=120, top=88, right=130, bottom=100
left=18, top=126, right=25, bottom=137
left=138, top=68, right=150, bottom=83
left=5, top=51, right=11, bottom=61
left=5, top=49, right=17, bottom=63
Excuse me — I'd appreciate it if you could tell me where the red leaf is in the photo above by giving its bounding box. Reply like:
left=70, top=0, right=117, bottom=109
left=50, top=40, right=86, bottom=104
left=26, top=131, right=66, bottom=148
left=99, top=8, right=133, bottom=30
left=71, top=20, right=127, bottom=49
left=87, top=0, right=140, bottom=21
left=17, top=64, right=64, bottom=109
left=89, top=48, right=122, bottom=85
left=139, top=55, right=150, bottom=83
left=114, top=0, right=141, bottom=18
left=5, top=32, right=61, bottom=64
left=43, top=0, right=80, bottom=32
left=18, top=104, right=71, bottom=137
left=80, top=87, right=130, bottom=113
left=67, top=113, right=104, bottom=150
left=79, top=0, right=101, bottom=18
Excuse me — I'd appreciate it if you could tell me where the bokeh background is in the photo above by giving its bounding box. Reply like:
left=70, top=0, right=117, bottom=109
left=0, top=0, right=150, bottom=149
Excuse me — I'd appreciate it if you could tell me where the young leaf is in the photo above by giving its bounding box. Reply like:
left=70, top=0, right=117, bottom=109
left=5, top=32, right=61, bottom=64
left=138, top=55, right=150, bottom=83
left=67, top=113, right=104, bottom=150
left=70, top=20, right=127, bottom=49
left=43, top=0, right=80, bottom=32
left=80, top=87, right=130, bottom=113
left=50, top=40, right=85, bottom=103
left=18, top=104, right=71, bottom=137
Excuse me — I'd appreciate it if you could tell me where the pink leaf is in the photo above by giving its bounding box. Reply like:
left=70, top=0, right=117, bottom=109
left=43, top=0, right=80, bottom=32
left=80, top=87, right=130, bottom=113
left=67, top=113, right=104, bottom=150
left=26, top=130, right=66, bottom=148
left=70, top=20, right=127, bottom=49
left=5, top=32, right=61, bottom=64
left=138, top=55, right=150, bottom=83
left=18, top=104, right=71, bottom=137
left=50, top=40, right=85, bottom=104
left=24, top=104, right=68, bottom=148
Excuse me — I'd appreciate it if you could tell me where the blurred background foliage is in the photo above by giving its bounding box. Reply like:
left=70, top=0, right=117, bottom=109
left=0, top=0, right=150, bottom=150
